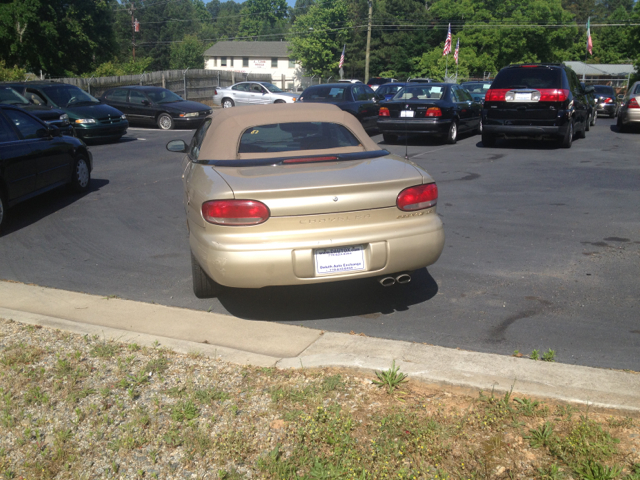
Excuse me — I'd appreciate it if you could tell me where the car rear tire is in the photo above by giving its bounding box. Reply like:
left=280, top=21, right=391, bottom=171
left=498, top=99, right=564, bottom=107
left=71, top=154, right=91, bottom=193
left=157, top=113, right=174, bottom=130
left=481, top=132, right=496, bottom=147
left=383, top=133, right=398, bottom=144
left=445, top=121, right=458, bottom=144
left=191, top=251, right=222, bottom=298
left=577, top=121, right=586, bottom=139
left=585, top=114, right=591, bottom=132
left=616, top=116, right=626, bottom=133
left=222, top=98, right=235, bottom=108
left=560, top=121, right=573, bottom=148
left=590, top=110, right=597, bottom=127
left=476, top=118, right=483, bottom=134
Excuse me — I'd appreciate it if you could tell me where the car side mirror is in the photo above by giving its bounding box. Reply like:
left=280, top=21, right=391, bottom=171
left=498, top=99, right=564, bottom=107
left=166, top=139, right=188, bottom=153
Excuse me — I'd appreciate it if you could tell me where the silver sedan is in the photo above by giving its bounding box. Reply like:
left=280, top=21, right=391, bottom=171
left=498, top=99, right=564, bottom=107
left=213, top=82, right=298, bottom=108
left=617, top=81, right=640, bottom=132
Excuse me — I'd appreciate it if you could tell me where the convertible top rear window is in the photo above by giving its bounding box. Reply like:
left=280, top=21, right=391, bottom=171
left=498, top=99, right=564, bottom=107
left=238, top=122, right=361, bottom=154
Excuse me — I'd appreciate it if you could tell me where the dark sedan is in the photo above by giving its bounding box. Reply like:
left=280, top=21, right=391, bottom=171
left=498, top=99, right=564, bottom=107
left=376, top=82, right=408, bottom=102
left=100, top=86, right=212, bottom=130
left=0, top=104, right=92, bottom=232
left=298, top=83, right=380, bottom=131
left=0, top=87, right=73, bottom=135
left=377, top=83, right=482, bottom=144
left=3, top=82, right=128, bottom=142
left=593, top=85, right=619, bottom=118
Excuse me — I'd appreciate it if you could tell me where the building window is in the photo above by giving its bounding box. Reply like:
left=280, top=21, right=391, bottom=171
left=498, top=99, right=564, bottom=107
left=271, top=58, right=278, bottom=68
left=288, top=58, right=295, bottom=69
left=243, top=57, right=249, bottom=68
left=221, top=57, right=227, bottom=67
left=213, top=57, right=217, bottom=67
left=230, top=57, right=234, bottom=67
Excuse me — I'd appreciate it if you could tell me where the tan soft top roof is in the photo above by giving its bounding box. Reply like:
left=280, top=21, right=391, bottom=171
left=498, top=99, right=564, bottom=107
left=198, top=103, right=380, bottom=160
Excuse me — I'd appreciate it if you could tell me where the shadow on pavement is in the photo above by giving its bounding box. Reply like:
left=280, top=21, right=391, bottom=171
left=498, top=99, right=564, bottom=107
left=217, top=267, right=439, bottom=321
left=1, top=179, right=109, bottom=236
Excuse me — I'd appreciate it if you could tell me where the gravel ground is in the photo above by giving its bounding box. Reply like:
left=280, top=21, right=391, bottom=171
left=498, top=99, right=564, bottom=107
left=1, top=317, right=638, bottom=480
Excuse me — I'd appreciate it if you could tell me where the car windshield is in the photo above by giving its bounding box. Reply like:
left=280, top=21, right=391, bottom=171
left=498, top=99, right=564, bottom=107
left=261, top=83, right=284, bottom=93
left=593, top=86, right=615, bottom=95
left=491, top=68, right=561, bottom=89
left=146, top=89, right=183, bottom=104
left=0, top=88, right=30, bottom=105
left=463, top=83, right=492, bottom=93
left=238, top=122, right=361, bottom=154
left=42, top=85, right=100, bottom=107
left=393, top=85, right=447, bottom=100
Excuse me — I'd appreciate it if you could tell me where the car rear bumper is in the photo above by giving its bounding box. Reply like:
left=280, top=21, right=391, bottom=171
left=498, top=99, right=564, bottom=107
left=377, top=118, right=451, bottom=135
left=483, top=124, right=566, bottom=137
left=190, top=208, right=445, bottom=288
left=618, top=107, right=640, bottom=124
left=596, top=104, right=616, bottom=115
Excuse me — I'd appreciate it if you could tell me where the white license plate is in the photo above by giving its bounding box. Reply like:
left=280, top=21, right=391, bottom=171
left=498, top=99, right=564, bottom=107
left=514, top=92, right=532, bottom=102
left=315, top=245, right=365, bottom=275
left=400, top=110, right=414, bottom=117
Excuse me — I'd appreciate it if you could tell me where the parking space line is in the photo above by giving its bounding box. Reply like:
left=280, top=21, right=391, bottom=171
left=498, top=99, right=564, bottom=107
left=410, top=146, right=453, bottom=158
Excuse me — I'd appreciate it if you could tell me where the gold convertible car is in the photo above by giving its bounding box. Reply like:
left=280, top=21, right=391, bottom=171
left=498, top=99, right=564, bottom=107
left=166, top=103, right=444, bottom=298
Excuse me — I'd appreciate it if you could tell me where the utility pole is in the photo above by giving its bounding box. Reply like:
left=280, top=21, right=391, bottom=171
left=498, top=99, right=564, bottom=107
left=128, top=2, right=137, bottom=61
left=364, top=0, right=372, bottom=83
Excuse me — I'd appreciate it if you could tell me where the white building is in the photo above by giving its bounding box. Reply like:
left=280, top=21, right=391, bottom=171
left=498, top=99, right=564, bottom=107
left=203, top=41, right=303, bottom=91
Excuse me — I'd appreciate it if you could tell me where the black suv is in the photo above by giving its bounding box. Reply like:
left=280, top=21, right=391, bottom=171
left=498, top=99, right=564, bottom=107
left=482, top=64, right=591, bottom=148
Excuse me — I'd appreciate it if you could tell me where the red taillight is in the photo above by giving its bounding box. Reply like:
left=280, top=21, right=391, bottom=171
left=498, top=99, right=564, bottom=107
left=537, top=89, right=570, bottom=102
left=629, top=97, right=639, bottom=108
left=379, top=107, right=390, bottom=117
left=397, top=183, right=438, bottom=211
left=213, top=88, right=217, bottom=96
left=426, top=107, right=442, bottom=117
left=604, top=97, right=614, bottom=104
left=485, top=89, right=509, bottom=102
left=202, top=200, right=270, bottom=226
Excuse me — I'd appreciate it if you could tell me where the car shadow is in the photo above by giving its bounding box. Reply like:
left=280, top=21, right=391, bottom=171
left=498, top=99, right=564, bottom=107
left=380, top=131, right=479, bottom=147
left=611, top=124, right=638, bottom=133
left=216, top=267, right=439, bottom=321
left=474, top=138, right=566, bottom=150
left=1, top=179, right=109, bottom=236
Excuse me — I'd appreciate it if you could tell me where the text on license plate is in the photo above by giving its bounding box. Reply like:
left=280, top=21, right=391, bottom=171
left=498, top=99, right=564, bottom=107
left=514, top=93, right=532, bottom=102
left=400, top=110, right=414, bottom=117
left=315, top=245, right=365, bottom=275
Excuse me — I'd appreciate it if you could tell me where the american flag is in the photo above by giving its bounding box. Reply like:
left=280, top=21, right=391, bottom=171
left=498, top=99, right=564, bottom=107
left=443, top=24, right=452, bottom=56
left=454, top=38, right=459, bottom=64
left=338, top=45, right=345, bottom=69
left=134, top=18, right=140, bottom=32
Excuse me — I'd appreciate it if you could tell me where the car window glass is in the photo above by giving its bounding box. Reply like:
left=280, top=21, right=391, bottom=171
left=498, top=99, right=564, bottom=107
left=593, top=86, right=615, bottom=94
left=25, top=90, right=47, bottom=105
left=129, top=90, right=148, bottom=105
left=41, top=85, right=99, bottom=107
left=302, top=86, right=347, bottom=102
left=250, top=84, right=265, bottom=94
left=105, top=89, right=128, bottom=102
left=451, top=87, right=461, bottom=102
left=0, top=114, right=19, bottom=142
left=146, top=89, right=182, bottom=104
left=352, top=85, right=370, bottom=101
left=238, top=122, right=361, bottom=154
left=189, top=119, right=212, bottom=160
left=634, top=84, right=640, bottom=94
left=0, top=88, right=30, bottom=105
left=232, top=84, right=249, bottom=92
left=458, top=88, right=473, bottom=102
left=363, top=85, right=376, bottom=99
left=3, top=108, right=45, bottom=139
left=491, top=68, right=561, bottom=89
left=396, top=85, right=443, bottom=100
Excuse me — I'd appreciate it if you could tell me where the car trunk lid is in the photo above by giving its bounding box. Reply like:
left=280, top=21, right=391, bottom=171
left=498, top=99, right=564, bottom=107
left=213, top=155, right=425, bottom=216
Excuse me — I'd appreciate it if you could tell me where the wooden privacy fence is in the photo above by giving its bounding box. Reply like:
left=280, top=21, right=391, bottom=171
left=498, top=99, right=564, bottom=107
left=49, top=69, right=273, bottom=102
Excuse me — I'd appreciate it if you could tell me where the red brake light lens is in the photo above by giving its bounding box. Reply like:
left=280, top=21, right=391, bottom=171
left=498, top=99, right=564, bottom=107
left=604, top=97, right=614, bottom=104
left=537, top=89, right=570, bottom=102
left=202, top=200, right=270, bottom=226
left=397, top=183, right=438, bottom=211
left=629, top=97, right=639, bottom=108
left=485, top=89, right=509, bottom=102
left=426, top=107, right=442, bottom=117
left=379, top=107, right=390, bottom=117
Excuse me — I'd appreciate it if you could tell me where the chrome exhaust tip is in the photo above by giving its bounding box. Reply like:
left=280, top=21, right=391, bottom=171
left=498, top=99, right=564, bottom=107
left=379, top=276, right=396, bottom=287
left=396, top=273, right=411, bottom=284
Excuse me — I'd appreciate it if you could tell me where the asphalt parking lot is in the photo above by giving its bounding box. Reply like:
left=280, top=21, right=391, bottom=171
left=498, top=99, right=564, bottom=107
left=0, top=119, right=638, bottom=371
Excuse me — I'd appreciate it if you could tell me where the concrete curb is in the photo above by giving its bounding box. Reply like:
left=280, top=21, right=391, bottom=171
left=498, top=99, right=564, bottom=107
left=1, top=281, right=639, bottom=412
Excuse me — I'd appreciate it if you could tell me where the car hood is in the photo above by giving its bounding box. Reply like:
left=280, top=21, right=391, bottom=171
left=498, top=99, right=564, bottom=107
left=211, top=154, right=428, bottom=216
left=18, top=104, right=63, bottom=121
left=62, top=103, right=123, bottom=119
left=271, top=92, right=298, bottom=99
left=161, top=100, right=210, bottom=113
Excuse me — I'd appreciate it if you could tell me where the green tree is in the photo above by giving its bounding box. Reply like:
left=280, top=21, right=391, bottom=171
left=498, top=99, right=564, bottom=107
left=0, top=0, right=118, bottom=76
left=170, top=35, right=205, bottom=70
left=237, top=0, right=289, bottom=39
left=0, top=59, right=26, bottom=81
left=289, top=0, right=353, bottom=76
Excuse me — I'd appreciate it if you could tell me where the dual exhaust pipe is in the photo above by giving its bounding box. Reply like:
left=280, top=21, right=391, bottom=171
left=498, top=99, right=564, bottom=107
left=379, top=273, right=411, bottom=287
